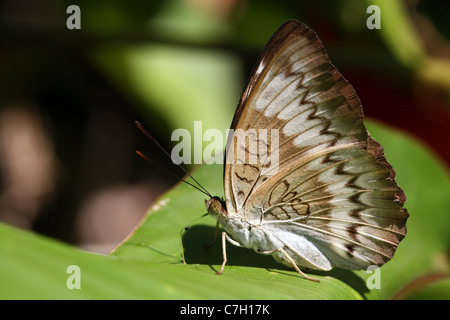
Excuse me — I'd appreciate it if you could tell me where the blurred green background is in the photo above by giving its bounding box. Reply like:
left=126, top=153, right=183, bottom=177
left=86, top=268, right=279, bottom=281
left=0, top=0, right=449, bottom=299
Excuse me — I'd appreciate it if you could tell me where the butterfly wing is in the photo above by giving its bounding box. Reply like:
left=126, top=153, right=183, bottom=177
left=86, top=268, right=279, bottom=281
left=223, top=20, right=408, bottom=270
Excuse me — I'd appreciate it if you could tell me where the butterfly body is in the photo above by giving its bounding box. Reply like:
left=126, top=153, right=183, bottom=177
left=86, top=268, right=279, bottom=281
left=207, top=192, right=387, bottom=272
left=203, top=20, right=408, bottom=280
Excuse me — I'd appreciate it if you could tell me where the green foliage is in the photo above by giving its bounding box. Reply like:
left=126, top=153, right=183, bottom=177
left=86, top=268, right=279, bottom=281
left=1, top=0, right=448, bottom=300
left=1, top=120, right=448, bottom=299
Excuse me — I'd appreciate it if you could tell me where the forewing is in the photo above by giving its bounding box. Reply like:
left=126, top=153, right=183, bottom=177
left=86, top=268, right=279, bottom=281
left=223, top=20, right=408, bottom=269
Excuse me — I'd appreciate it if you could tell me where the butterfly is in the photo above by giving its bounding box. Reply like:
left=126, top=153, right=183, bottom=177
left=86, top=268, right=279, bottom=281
left=204, top=19, right=409, bottom=282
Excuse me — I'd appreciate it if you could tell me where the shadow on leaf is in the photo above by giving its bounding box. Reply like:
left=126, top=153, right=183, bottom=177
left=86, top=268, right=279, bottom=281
left=182, top=225, right=282, bottom=269
left=182, top=224, right=370, bottom=297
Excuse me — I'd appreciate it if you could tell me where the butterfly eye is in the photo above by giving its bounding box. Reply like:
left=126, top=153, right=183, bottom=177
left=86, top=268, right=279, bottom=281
left=205, top=198, right=219, bottom=217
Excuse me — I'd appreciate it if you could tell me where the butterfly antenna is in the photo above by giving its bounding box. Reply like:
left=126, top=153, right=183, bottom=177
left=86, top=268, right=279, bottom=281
left=136, top=150, right=211, bottom=198
left=135, top=121, right=212, bottom=198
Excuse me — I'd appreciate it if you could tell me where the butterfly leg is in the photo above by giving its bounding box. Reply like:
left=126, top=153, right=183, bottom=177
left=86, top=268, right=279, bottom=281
left=216, top=231, right=242, bottom=275
left=278, top=248, right=320, bottom=282
left=261, top=248, right=319, bottom=283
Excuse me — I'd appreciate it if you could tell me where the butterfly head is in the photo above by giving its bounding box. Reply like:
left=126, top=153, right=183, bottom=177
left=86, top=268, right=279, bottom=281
left=205, top=196, right=228, bottom=218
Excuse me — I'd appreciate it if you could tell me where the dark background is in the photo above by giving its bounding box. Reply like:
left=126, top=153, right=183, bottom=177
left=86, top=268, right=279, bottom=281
left=0, top=0, right=449, bottom=253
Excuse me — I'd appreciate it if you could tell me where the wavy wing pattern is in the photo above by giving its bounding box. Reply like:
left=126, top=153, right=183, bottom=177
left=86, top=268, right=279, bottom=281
left=223, top=20, right=408, bottom=270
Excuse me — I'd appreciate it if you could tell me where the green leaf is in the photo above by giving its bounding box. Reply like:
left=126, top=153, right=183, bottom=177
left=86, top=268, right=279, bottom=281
left=110, top=163, right=364, bottom=299
left=111, top=119, right=450, bottom=299
left=0, top=220, right=360, bottom=299
left=0, top=120, right=448, bottom=299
